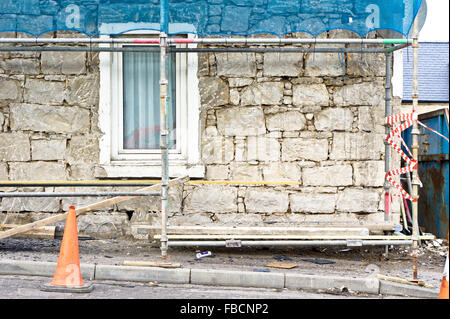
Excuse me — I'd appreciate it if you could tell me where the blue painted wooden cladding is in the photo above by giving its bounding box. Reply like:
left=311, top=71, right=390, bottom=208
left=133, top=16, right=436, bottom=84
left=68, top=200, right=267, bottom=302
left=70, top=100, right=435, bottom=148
left=403, top=42, right=450, bottom=102
left=0, top=0, right=425, bottom=37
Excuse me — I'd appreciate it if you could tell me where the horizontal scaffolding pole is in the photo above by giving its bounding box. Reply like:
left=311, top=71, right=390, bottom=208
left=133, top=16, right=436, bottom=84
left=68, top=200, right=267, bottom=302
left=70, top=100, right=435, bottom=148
left=167, top=240, right=414, bottom=247
left=0, top=181, right=159, bottom=187
left=0, top=38, right=411, bottom=45
left=0, top=180, right=302, bottom=187
left=0, top=46, right=399, bottom=53
left=0, top=192, right=160, bottom=198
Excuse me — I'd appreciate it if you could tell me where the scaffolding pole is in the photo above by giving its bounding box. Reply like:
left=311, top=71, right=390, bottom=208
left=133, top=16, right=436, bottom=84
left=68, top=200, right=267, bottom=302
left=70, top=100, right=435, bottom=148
left=0, top=46, right=406, bottom=54
left=411, top=15, right=421, bottom=282
left=384, top=48, right=393, bottom=256
left=159, top=0, right=170, bottom=261
left=0, top=38, right=412, bottom=45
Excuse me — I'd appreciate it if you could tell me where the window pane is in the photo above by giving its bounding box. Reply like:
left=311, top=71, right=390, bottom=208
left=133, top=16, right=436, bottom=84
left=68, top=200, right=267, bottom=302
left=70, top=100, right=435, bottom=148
left=123, top=48, right=176, bottom=150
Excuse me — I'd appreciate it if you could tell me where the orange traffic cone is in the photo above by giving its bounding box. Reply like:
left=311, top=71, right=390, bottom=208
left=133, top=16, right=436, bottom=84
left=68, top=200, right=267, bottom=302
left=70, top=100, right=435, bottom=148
left=41, top=206, right=93, bottom=293
left=439, top=252, right=449, bottom=299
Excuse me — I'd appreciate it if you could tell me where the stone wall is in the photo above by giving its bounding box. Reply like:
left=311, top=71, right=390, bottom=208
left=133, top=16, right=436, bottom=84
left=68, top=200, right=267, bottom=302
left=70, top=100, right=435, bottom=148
left=193, top=31, right=401, bottom=230
left=0, top=31, right=401, bottom=239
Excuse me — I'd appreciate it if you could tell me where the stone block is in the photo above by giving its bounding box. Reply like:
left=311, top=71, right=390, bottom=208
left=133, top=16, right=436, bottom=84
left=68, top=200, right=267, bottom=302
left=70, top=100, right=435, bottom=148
left=199, top=77, right=230, bottom=108
left=0, top=196, right=60, bottom=213
left=266, top=111, right=306, bottom=131
left=304, top=45, right=345, bottom=77
left=77, top=212, right=130, bottom=238
left=262, top=162, right=301, bottom=182
left=0, top=79, right=20, bottom=101
left=333, top=82, right=384, bottom=106
left=240, top=82, right=284, bottom=106
left=10, top=104, right=90, bottom=134
left=67, top=136, right=99, bottom=164
left=66, top=74, right=99, bottom=107
left=230, top=163, right=262, bottom=181
left=353, top=161, right=385, bottom=187
left=336, top=188, right=380, bottom=213
left=216, top=52, right=256, bottom=77
left=216, top=107, right=266, bottom=136
left=228, top=77, right=253, bottom=88
left=0, top=59, right=39, bottom=74
left=9, top=161, right=67, bottom=181
left=246, top=136, right=280, bottom=162
left=0, top=133, right=30, bottom=162
left=24, top=79, right=66, bottom=104
left=290, top=193, right=337, bottom=213
left=314, top=108, right=354, bottom=131
left=206, top=165, right=229, bottom=180
left=244, top=188, right=289, bottom=213
left=31, top=139, right=66, bottom=161
left=330, top=132, right=384, bottom=160
left=303, top=165, right=353, bottom=186
left=293, top=84, right=329, bottom=107
left=282, top=138, right=329, bottom=162
left=202, top=136, right=234, bottom=164
left=347, top=52, right=386, bottom=77
left=41, top=51, right=86, bottom=75
left=0, top=163, right=8, bottom=180
left=183, top=185, right=237, bottom=213
left=263, top=52, right=303, bottom=77
left=115, top=184, right=183, bottom=214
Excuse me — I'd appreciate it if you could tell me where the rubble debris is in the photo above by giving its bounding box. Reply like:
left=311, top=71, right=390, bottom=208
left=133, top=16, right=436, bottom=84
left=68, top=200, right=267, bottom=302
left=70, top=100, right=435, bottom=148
left=273, top=254, right=292, bottom=261
left=195, top=251, right=212, bottom=259
left=301, top=258, right=335, bottom=265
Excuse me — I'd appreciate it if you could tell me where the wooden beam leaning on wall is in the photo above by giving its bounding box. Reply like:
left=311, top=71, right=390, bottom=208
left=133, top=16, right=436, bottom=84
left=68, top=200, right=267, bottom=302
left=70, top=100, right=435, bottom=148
left=0, top=176, right=189, bottom=240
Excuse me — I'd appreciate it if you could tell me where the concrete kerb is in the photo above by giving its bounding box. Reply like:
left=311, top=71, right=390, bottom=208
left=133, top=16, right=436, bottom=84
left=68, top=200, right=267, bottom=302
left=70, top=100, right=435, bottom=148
left=0, top=259, right=440, bottom=298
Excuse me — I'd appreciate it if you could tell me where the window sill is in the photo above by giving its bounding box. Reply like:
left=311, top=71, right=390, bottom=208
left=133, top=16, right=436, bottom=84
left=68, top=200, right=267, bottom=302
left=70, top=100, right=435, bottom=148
left=95, top=162, right=205, bottom=179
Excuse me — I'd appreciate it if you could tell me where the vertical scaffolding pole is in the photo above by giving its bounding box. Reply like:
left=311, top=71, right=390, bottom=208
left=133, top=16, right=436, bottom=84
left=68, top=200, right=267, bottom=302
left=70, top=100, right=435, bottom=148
left=411, top=13, right=421, bottom=281
left=160, top=0, right=170, bottom=260
left=384, top=49, right=393, bottom=256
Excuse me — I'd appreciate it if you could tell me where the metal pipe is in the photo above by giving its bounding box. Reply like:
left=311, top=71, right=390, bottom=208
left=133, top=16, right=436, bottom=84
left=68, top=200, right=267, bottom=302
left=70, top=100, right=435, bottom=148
left=167, top=240, right=414, bottom=247
left=0, top=46, right=391, bottom=53
left=159, top=0, right=170, bottom=261
left=384, top=49, right=393, bottom=256
left=0, top=46, right=160, bottom=53
left=384, top=49, right=393, bottom=224
left=0, top=38, right=412, bottom=45
left=0, top=182, right=158, bottom=187
left=411, top=13, right=421, bottom=282
left=386, top=43, right=410, bottom=53
left=170, top=47, right=388, bottom=53
left=0, top=192, right=160, bottom=198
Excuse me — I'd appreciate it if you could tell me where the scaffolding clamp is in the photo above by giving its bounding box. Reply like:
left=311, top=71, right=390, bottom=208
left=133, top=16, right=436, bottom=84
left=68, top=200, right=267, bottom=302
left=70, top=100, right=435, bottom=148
left=346, top=239, right=363, bottom=247
left=225, top=239, right=242, bottom=248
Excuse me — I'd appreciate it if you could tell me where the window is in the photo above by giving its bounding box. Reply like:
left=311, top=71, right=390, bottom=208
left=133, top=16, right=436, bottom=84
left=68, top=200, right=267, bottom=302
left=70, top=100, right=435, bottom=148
left=122, top=47, right=177, bottom=151
left=98, top=32, right=203, bottom=178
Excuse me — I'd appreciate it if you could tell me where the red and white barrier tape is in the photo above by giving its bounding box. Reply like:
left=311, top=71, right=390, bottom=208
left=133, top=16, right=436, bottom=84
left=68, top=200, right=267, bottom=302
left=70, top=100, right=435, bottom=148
left=385, top=111, right=419, bottom=203
left=417, top=121, right=449, bottom=142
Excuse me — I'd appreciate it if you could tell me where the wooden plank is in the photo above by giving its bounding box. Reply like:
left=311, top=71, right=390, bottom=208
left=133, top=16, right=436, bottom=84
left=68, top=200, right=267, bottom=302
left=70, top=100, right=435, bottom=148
left=122, top=261, right=182, bottom=268
left=153, top=234, right=435, bottom=240
left=0, top=176, right=189, bottom=240
left=377, top=274, right=434, bottom=288
left=0, top=224, right=55, bottom=239
left=265, top=262, right=297, bottom=269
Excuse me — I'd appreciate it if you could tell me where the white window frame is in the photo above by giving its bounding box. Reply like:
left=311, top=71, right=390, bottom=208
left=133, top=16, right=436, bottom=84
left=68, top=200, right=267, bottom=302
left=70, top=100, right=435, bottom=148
left=98, top=30, right=203, bottom=178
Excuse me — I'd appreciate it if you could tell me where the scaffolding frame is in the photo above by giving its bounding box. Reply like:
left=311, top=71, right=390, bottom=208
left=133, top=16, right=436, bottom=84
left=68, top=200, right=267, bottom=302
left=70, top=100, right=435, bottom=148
left=0, top=6, right=425, bottom=279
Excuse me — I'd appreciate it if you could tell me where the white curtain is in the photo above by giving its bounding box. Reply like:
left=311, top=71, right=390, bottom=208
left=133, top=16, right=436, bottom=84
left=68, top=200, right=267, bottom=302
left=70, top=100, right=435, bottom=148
left=123, top=48, right=176, bottom=150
